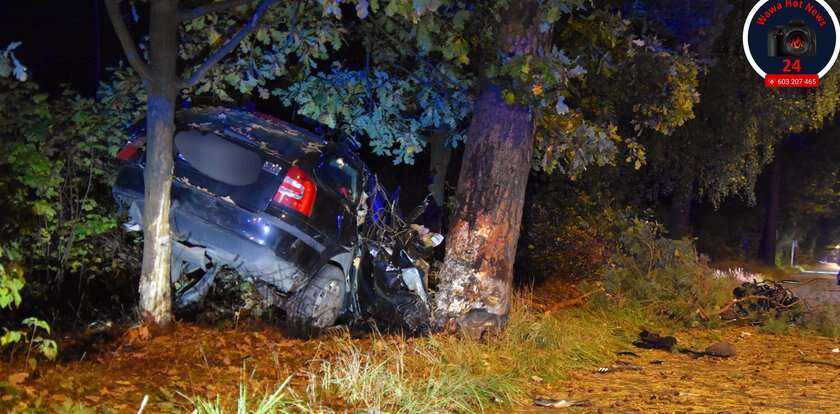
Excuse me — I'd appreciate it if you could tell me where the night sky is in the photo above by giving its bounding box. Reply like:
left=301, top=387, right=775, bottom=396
left=1, top=1, right=124, bottom=94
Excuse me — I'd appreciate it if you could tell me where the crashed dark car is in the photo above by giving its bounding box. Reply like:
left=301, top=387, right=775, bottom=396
left=113, top=107, right=437, bottom=335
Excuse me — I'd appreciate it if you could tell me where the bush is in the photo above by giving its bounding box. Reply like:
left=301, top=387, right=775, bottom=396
left=0, top=243, right=56, bottom=361
left=0, top=68, right=145, bottom=318
left=518, top=182, right=618, bottom=283
left=600, top=218, right=737, bottom=325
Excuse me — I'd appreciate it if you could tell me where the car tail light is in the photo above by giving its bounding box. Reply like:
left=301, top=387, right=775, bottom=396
left=116, top=135, right=146, bottom=161
left=273, top=165, right=317, bottom=217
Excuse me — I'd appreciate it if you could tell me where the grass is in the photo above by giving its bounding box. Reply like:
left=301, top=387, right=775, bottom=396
left=4, top=291, right=671, bottom=414
left=306, top=292, right=673, bottom=413
left=184, top=376, right=311, bottom=414
left=26, top=288, right=840, bottom=414
left=759, top=302, right=840, bottom=338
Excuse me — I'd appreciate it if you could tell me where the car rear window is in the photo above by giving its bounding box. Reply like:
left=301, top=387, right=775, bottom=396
left=175, top=130, right=262, bottom=186
left=318, top=155, right=359, bottom=203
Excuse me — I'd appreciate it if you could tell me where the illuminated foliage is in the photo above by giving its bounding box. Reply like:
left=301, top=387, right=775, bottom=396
left=173, top=0, right=701, bottom=176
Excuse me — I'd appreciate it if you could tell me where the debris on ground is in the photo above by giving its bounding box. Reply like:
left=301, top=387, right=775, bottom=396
left=718, top=280, right=801, bottom=321
left=616, top=351, right=640, bottom=357
left=597, top=360, right=643, bottom=374
left=533, top=398, right=592, bottom=408
left=631, top=331, right=736, bottom=358
left=632, top=330, right=677, bottom=351
left=561, top=327, right=840, bottom=412
left=703, top=341, right=736, bottom=358
left=800, top=357, right=840, bottom=368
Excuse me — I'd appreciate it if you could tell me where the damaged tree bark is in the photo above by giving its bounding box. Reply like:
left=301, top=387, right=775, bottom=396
left=139, top=0, right=179, bottom=327
left=433, top=0, right=548, bottom=335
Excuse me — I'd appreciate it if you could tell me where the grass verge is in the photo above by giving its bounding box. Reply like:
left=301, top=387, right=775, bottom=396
left=309, top=292, right=673, bottom=413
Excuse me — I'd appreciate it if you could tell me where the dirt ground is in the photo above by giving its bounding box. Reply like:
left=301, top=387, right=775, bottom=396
left=525, top=327, right=840, bottom=414
left=0, top=322, right=343, bottom=412
left=3, top=278, right=840, bottom=413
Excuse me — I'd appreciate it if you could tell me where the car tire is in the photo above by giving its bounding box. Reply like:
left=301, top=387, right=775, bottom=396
left=285, top=264, right=346, bottom=338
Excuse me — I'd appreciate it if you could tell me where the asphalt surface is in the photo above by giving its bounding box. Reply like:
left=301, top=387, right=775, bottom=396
left=783, top=262, right=840, bottom=305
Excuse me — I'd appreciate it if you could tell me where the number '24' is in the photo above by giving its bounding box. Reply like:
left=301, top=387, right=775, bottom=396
left=783, top=59, right=802, bottom=73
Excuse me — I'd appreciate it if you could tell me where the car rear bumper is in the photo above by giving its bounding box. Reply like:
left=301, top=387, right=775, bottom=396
left=113, top=164, right=328, bottom=294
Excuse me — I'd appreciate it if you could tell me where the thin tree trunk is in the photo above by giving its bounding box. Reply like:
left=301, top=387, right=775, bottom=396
left=138, top=0, right=179, bottom=328
left=759, top=158, right=782, bottom=266
left=433, top=0, right=547, bottom=336
left=427, top=130, right=451, bottom=233
left=668, top=181, right=693, bottom=239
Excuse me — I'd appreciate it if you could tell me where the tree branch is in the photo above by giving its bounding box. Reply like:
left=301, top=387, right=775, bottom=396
left=179, top=0, right=260, bottom=21
left=104, top=0, right=151, bottom=82
left=180, top=0, right=275, bottom=89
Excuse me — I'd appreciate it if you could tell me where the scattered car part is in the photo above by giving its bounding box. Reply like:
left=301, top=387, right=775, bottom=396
left=597, top=360, right=643, bottom=374
left=703, top=341, right=736, bottom=358
left=533, top=398, right=592, bottom=408
left=632, top=330, right=677, bottom=351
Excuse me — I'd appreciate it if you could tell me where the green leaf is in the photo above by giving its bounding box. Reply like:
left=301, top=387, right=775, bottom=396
left=22, top=317, right=51, bottom=335
left=1, top=329, right=23, bottom=346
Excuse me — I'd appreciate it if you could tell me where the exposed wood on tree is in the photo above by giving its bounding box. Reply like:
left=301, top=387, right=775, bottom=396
left=136, top=0, right=179, bottom=328
left=433, top=0, right=548, bottom=335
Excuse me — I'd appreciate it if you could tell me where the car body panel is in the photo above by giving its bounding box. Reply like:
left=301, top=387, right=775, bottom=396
left=113, top=107, right=364, bottom=310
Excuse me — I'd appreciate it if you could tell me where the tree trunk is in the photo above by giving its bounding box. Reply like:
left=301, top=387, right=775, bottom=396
left=427, top=130, right=451, bottom=233
left=667, top=181, right=693, bottom=239
left=759, top=158, right=782, bottom=266
left=433, top=1, right=547, bottom=335
left=138, top=0, right=179, bottom=328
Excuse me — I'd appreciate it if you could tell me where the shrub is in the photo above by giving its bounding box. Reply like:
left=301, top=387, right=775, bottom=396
left=600, top=218, right=736, bottom=325
left=0, top=243, right=57, bottom=361
left=0, top=69, right=145, bottom=317
left=518, top=183, right=618, bottom=283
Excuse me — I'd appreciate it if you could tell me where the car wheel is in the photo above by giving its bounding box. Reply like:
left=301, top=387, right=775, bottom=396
left=285, top=264, right=346, bottom=338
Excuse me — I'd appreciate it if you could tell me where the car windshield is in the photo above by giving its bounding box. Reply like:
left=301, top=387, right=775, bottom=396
left=318, top=154, right=359, bottom=203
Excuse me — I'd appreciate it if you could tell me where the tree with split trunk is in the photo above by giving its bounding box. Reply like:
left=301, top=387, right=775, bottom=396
left=105, top=0, right=276, bottom=327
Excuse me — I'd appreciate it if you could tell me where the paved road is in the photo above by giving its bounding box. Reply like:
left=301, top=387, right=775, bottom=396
left=783, top=263, right=840, bottom=305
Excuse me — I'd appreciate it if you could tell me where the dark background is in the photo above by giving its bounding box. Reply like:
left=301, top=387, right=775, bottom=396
left=1, top=1, right=124, bottom=94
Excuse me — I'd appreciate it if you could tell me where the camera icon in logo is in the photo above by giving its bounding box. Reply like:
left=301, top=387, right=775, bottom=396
left=768, top=20, right=816, bottom=57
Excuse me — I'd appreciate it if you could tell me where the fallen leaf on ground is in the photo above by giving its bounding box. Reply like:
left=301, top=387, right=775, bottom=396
left=8, top=371, right=29, bottom=387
